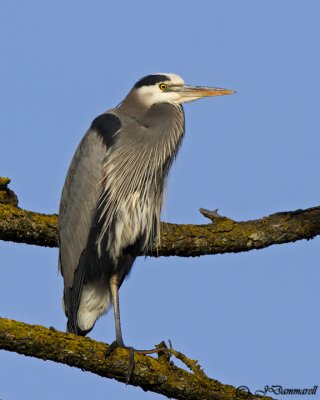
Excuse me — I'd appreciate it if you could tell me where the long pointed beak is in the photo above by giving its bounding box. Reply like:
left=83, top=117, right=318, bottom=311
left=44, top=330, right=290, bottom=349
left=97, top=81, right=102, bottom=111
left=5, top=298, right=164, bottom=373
left=171, top=84, right=236, bottom=104
left=180, top=85, right=236, bottom=98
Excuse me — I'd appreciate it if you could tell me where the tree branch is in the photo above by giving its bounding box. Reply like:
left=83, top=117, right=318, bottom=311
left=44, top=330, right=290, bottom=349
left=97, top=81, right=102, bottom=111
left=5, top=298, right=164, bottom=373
left=1, top=177, right=312, bottom=398
left=0, top=177, right=319, bottom=255
left=0, top=317, right=272, bottom=400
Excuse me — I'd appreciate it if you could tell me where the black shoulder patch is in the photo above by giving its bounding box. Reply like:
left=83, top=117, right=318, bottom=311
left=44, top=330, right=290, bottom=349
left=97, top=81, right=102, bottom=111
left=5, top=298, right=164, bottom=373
left=91, top=113, right=121, bottom=147
left=134, top=74, right=169, bottom=89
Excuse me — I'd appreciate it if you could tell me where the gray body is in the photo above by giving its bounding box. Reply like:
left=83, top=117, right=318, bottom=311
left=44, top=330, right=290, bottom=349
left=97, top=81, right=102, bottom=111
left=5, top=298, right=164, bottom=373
left=59, top=73, right=234, bottom=340
left=59, top=94, right=184, bottom=334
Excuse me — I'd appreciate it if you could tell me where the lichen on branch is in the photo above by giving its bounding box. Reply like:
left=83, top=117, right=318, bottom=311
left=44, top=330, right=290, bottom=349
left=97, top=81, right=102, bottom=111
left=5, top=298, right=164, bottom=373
left=0, top=177, right=319, bottom=255
left=0, top=317, right=272, bottom=400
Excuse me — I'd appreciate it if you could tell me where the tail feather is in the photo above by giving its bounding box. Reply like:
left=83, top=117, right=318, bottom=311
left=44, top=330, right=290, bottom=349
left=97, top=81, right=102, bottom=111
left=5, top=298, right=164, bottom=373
left=63, top=241, right=140, bottom=335
left=76, top=282, right=111, bottom=333
left=63, top=249, right=87, bottom=334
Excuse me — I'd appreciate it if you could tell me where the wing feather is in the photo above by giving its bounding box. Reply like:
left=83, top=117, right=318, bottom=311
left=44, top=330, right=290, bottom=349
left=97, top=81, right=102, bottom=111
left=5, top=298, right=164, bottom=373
left=58, top=113, right=121, bottom=288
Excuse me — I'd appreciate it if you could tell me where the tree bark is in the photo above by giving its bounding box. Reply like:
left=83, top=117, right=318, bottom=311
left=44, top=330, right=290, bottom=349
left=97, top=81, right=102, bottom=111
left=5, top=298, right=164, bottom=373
left=0, top=317, right=272, bottom=400
left=0, top=177, right=319, bottom=255
left=1, top=177, right=317, bottom=399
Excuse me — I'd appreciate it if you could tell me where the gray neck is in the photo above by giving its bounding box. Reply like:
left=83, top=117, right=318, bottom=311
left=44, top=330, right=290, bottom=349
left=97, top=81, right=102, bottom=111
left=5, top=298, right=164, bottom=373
left=97, top=101, right=185, bottom=257
left=119, top=91, right=150, bottom=121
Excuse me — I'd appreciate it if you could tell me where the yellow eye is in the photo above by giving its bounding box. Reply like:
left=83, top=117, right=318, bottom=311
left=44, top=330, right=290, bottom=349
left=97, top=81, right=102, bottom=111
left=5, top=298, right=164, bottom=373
left=159, top=83, right=167, bottom=91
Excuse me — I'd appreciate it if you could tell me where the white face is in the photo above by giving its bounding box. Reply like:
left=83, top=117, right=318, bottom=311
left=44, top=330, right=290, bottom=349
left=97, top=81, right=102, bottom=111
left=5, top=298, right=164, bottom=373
left=126, top=73, right=235, bottom=110
left=134, top=73, right=186, bottom=107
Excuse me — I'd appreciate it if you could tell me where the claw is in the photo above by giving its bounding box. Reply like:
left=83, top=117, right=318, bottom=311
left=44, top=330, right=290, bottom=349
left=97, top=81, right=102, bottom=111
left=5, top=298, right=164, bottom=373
left=105, top=340, right=119, bottom=357
left=126, top=347, right=135, bottom=384
left=105, top=342, right=171, bottom=384
left=105, top=341, right=135, bottom=383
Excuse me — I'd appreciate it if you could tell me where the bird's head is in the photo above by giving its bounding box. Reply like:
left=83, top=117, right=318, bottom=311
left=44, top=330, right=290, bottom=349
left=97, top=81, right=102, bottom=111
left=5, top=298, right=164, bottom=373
left=122, top=73, right=235, bottom=111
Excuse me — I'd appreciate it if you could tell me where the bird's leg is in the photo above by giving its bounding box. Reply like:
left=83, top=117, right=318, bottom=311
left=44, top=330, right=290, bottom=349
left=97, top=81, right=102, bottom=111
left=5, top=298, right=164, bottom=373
left=105, top=274, right=135, bottom=382
left=110, top=274, right=124, bottom=347
left=105, top=275, right=170, bottom=383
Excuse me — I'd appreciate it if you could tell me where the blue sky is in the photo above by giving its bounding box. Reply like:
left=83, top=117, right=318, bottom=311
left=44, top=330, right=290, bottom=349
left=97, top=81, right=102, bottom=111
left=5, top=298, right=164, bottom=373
left=1, top=1, right=319, bottom=399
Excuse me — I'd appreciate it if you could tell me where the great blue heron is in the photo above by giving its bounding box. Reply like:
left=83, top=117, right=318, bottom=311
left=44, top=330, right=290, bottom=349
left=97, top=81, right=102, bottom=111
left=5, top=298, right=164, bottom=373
left=58, top=73, right=234, bottom=354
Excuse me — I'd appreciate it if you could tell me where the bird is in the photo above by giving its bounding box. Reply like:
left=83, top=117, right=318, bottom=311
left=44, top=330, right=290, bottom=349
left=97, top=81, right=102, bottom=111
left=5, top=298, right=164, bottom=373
left=58, top=73, right=234, bottom=353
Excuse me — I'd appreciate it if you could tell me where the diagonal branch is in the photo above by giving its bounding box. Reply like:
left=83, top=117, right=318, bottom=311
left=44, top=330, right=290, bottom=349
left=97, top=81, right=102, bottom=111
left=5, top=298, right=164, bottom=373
left=0, top=317, right=272, bottom=400
left=0, top=177, right=319, bottom=255
left=0, top=178, right=309, bottom=398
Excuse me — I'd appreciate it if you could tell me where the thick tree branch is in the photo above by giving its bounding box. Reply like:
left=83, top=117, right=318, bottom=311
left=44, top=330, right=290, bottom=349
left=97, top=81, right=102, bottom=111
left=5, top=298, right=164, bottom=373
left=0, top=317, right=272, bottom=400
left=1, top=177, right=312, bottom=398
left=0, top=177, right=319, bottom=255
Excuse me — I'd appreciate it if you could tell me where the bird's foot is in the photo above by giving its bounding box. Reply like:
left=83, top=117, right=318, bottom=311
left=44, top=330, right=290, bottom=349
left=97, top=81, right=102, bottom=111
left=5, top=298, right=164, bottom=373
left=105, top=341, right=135, bottom=383
left=105, top=341, right=170, bottom=383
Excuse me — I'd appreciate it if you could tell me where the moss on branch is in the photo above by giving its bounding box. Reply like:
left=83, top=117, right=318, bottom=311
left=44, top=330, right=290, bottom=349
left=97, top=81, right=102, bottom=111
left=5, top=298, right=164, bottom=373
left=0, top=317, right=272, bottom=400
left=0, top=176, right=319, bottom=256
